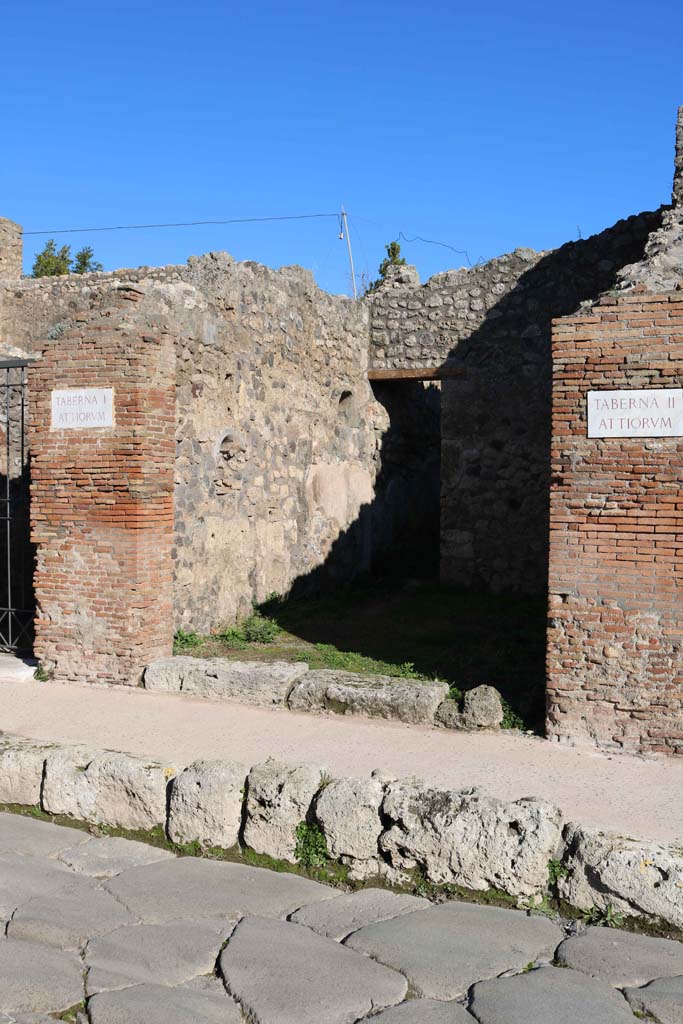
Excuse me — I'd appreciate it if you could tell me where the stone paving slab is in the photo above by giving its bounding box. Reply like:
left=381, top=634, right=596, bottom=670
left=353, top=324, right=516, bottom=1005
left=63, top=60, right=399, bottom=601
left=87, top=981, right=243, bottom=1024
left=556, top=925, right=683, bottom=987
left=345, top=901, right=563, bottom=999
left=58, top=835, right=175, bottom=878
left=0, top=812, right=91, bottom=858
left=7, top=887, right=134, bottom=950
left=368, top=999, right=475, bottom=1021
left=219, top=915, right=408, bottom=1024
left=0, top=938, right=84, bottom=1015
left=84, top=919, right=233, bottom=995
left=290, top=888, right=429, bottom=940
left=624, top=975, right=683, bottom=1022
left=0, top=852, right=97, bottom=922
left=468, top=965, right=636, bottom=1024
left=104, top=856, right=334, bottom=923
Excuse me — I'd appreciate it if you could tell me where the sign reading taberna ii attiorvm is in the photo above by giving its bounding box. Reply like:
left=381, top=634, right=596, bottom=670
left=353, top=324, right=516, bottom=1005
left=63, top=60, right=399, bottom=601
left=587, top=388, right=683, bottom=438
left=50, top=388, right=114, bottom=430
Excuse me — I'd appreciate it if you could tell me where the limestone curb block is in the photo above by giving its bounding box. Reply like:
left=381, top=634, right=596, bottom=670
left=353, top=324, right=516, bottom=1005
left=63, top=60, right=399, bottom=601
left=380, top=780, right=564, bottom=896
left=0, top=739, right=53, bottom=805
left=558, top=822, right=683, bottom=929
left=243, top=759, right=327, bottom=861
left=314, top=775, right=384, bottom=877
left=144, top=656, right=308, bottom=706
left=168, top=759, right=247, bottom=848
left=287, top=669, right=450, bottom=725
left=1, top=732, right=683, bottom=929
left=42, top=748, right=176, bottom=831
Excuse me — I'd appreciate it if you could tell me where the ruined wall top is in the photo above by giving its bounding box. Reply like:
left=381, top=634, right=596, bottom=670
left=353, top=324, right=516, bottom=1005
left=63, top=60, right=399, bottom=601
left=674, top=105, right=683, bottom=207
left=0, top=218, right=22, bottom=282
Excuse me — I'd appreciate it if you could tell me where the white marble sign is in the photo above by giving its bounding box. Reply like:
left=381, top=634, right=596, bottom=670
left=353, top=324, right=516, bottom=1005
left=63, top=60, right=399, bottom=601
left=51, top=388, right=114, bottom=430
left=587, top=388, right=683, bottom=438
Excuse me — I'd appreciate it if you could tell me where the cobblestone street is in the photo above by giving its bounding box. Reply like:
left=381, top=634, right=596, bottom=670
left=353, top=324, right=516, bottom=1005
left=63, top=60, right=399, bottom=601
left=1, top=813, right=682, bottom=1023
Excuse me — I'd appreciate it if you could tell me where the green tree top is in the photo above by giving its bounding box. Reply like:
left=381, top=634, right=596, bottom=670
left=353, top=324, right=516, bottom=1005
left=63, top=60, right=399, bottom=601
left=72, top=246, right=103, bottom=274
left=31, top=240, right=104, bottom=277
left=32, top=239, right=72, bottom=278
left=363, top=240, right=408, bottom=295
left=377, top=240, right=407, bottom=280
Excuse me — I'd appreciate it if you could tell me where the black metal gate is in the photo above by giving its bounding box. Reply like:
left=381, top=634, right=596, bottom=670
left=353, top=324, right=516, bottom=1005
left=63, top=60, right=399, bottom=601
left=0, top=358, right=34, bottom=652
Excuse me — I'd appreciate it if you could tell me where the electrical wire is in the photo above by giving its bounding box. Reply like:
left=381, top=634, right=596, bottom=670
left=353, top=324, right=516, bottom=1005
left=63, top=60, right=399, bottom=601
left=22, top=213, right=341, bottom=236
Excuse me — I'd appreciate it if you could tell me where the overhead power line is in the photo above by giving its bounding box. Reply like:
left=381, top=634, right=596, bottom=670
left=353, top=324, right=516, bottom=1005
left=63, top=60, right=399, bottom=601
left=22, top=212, right=341, bottom=236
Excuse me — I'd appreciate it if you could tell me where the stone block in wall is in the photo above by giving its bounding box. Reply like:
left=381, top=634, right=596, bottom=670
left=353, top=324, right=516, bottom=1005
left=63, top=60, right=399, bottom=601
left=168, top=759, right=247, bottom=849
left=144, top=657, right=308, bottom=705
left=0, top=739, right=50, bottom=805
left=287, top=670, right=449, bottom=725
left=315, top=776, right=384, bottom=879
left=42, top=748, right=175, bottom=831
left=558, top=823, right=683, bottom=929
left=242, top=759, right=327, bottom=862
left=380, top=781, right=563, bottom=896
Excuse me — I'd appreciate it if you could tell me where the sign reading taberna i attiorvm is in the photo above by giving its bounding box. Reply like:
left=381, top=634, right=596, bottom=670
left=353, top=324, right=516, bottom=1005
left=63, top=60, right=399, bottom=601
left=50, top=388, right=114, bottom=430
left=587, top=388, right=683, bottom=438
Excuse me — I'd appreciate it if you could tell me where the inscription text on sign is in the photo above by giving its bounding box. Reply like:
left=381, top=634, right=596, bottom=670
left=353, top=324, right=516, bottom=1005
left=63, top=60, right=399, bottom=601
left=51, top=388, right=114, bottom=430
left=587, top=388, right=683, bottom=438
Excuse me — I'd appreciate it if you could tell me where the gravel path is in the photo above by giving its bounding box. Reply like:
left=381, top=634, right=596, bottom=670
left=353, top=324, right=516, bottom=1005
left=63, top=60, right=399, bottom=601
left=1, top=814, right=682, bottom=1022
left=2, top=675, right=682, bottom=842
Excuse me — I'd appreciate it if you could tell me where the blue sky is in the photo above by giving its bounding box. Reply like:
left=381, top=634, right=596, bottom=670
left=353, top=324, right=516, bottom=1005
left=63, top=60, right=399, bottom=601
left=2, top=0, right=681, bottom=294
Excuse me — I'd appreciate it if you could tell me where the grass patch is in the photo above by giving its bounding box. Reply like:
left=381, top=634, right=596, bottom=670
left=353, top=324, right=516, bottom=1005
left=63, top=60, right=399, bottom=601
left=173, top=629, right=203, bottom=653
left=172, top=579, right=546, bottom=729
left=216, top=610, right=281, bottom=646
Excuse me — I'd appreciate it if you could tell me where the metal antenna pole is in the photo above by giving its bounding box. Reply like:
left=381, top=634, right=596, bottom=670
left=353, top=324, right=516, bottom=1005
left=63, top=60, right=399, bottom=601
left=341, top=206, right=357, bottom=300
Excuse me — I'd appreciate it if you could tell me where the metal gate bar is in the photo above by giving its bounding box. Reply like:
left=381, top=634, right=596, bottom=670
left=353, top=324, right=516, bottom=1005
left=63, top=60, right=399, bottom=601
left=0, top=358, right=34, bottom=652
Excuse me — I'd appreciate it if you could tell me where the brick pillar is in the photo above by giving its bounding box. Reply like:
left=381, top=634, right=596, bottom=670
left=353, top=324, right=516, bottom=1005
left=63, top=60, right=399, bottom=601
left=546, top=292, right=683, bottom=754
left=0, top=218, right=23, bottom=281
left=29, top=302, right=176, bottom=685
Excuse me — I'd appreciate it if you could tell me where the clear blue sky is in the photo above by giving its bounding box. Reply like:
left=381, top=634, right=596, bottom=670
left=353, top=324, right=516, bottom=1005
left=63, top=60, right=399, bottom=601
left=2, top=0, right=681, bottom=295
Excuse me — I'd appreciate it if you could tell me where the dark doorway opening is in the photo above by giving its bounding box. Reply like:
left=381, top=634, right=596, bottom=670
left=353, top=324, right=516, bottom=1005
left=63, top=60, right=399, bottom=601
left=0, top=359, right=34, bottom=653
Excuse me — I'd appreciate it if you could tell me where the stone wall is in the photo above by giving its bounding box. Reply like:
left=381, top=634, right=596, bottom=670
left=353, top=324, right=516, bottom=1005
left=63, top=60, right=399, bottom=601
left=28, top=285, right=176, bottom=684
left=368, top=211, right=663, bottom=594
left=0, top=254, right=387, bottom=639
left=546, top=293, right=683, bottom=755
left=674, top=105, right=683, bottom=208
left=171, top=254, right=385, bottom=631
left=0, top=218, right=22, bottom=284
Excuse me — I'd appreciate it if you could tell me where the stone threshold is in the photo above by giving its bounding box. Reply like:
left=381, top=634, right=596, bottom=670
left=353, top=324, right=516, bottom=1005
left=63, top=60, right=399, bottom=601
left=144, top=657, right=506, bottom=731
left=1, top=731, right=682, bottom=934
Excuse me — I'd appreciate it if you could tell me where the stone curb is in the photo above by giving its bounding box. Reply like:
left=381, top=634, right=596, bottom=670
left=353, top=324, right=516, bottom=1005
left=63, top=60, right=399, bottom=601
left=1, top=732, right=681, bottom=930
left=143, top=659, right=505, bottom=731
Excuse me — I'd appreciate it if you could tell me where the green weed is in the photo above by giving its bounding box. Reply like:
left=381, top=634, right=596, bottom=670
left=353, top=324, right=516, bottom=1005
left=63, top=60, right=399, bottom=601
left=580, top=903, right=626, bottom=928
left=294, top=822, right=329, bottom=869
left=547, top=858, right=568, bottom=888
left=173, top=629, right=203, bottom=653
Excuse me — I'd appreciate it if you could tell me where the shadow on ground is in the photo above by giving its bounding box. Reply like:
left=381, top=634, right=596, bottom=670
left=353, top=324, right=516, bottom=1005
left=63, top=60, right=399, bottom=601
left=259, top=578, right=547, bottom=731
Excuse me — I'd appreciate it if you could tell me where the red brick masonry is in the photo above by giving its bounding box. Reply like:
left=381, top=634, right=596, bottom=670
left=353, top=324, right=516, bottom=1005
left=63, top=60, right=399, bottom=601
left=547, top=292, right=683, bottom=754
left=29, top=295, right=175, bottom=685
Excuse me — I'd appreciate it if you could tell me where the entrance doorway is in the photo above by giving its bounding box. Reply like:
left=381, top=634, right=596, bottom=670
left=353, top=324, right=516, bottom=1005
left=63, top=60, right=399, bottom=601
left=0, top=359, right=34, bottom=652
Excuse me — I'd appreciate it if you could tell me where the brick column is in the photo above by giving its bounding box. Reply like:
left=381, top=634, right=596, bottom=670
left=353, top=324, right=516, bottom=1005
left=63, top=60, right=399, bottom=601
left=29, top=303, right=176, bottom=685
left=546, top=292, right=683, bottom=754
